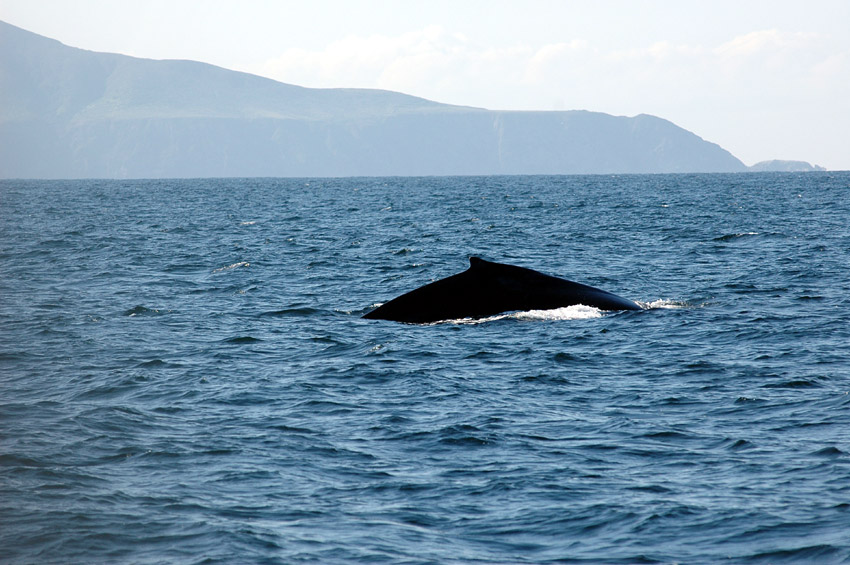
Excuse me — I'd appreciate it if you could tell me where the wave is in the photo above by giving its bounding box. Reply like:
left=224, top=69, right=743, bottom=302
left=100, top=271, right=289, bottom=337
left=212, top=261, right=250, bottom=273
left=640, top=299, right=691, bottom=309
left=714, top=232, right=760, bottom=242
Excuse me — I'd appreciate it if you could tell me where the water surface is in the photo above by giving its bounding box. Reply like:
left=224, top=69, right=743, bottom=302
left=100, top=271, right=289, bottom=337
left=2, top=174, right=849, bottom=563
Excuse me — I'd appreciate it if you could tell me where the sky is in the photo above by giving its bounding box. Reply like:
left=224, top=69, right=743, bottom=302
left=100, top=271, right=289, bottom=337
left=2, top=0, right=848, bottom=169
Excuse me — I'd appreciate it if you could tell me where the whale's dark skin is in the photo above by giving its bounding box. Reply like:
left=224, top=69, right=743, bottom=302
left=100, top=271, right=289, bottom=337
left=363, top=257, right=641, bottom=323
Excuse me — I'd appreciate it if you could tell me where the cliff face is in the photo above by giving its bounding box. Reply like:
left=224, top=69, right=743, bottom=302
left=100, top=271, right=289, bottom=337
left=0, top=20, right=747, bottom=179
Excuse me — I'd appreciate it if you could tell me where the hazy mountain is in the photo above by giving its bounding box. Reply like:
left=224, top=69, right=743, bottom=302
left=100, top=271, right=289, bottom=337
left=0, top=20, right=747, bottom=178
left=748, top=160, right=826, bottom=172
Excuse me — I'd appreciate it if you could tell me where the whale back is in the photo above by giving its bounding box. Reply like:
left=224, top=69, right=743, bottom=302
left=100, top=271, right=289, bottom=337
left=363, top=257, right=640, bottom=323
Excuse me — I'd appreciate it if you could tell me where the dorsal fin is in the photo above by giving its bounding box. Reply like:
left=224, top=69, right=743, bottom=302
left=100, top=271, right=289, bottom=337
left=469, top=256, right=491, bottom=269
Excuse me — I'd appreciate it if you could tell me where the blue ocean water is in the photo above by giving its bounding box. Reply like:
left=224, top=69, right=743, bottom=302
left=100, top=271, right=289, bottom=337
left=1, top=173, right=849, bottom=564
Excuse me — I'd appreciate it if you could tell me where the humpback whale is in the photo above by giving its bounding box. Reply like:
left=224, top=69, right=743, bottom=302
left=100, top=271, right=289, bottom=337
left=363, top=257, right=641, bottom=323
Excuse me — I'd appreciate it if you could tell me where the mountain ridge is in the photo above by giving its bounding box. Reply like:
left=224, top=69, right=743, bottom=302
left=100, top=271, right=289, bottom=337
left=0, top=20, right=462, bottom=123
left=0, top=20, right=748, bottom=178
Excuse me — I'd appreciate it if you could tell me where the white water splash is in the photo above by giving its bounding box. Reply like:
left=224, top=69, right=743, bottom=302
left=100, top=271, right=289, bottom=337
left=513, top=305, right=605, bottom=321
left=440, top=304, right=606, bottom=324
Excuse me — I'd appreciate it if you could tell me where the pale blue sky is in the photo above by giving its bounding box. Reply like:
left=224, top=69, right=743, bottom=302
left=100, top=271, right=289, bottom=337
left=3, top=0, right=848, bottom=169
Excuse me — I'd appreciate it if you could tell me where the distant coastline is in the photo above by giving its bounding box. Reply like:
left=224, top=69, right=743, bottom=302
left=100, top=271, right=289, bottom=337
left=0, top=20, right=822, bottom=179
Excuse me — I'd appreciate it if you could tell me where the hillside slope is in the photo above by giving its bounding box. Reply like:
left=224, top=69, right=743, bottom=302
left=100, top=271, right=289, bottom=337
left=0, top=20, right=746, bottom=178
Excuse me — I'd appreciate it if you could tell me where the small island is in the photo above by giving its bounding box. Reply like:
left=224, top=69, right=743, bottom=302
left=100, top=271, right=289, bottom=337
left=749, top=160, right=827, bottom=172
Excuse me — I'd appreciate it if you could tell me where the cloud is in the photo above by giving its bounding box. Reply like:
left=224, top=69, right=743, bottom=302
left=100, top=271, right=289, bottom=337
left=251, top=26, right=844, bottom=110
left=251, top=26, right=542, bottom=109
left=523, top=40, right=589, bottom=85
left=252, top=26, right=470, bottom=90
left=715, top=29, right=815, bottom=57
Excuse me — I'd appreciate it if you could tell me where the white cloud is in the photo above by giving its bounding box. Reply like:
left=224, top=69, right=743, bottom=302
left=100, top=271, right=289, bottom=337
left=250, top=26, right=540, bottom=108
left=252, top=26, right=466, bottom=90
left=251, top=26, right=843, bottom=108
left=523, top=40, right=589, bottom=85
left=714, top=29, right=815, bottom=57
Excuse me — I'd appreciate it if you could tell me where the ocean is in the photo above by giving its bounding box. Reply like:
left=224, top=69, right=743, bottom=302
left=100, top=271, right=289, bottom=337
left=1, top=173, right=849, bottom=564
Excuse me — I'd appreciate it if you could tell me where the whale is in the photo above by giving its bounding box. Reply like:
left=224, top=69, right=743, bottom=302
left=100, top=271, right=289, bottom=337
left=363, top=257, right=641, bottom=323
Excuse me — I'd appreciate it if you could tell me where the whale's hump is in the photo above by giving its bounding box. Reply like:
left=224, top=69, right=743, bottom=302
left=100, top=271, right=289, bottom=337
left=363, top=257, right=641, bottom=323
